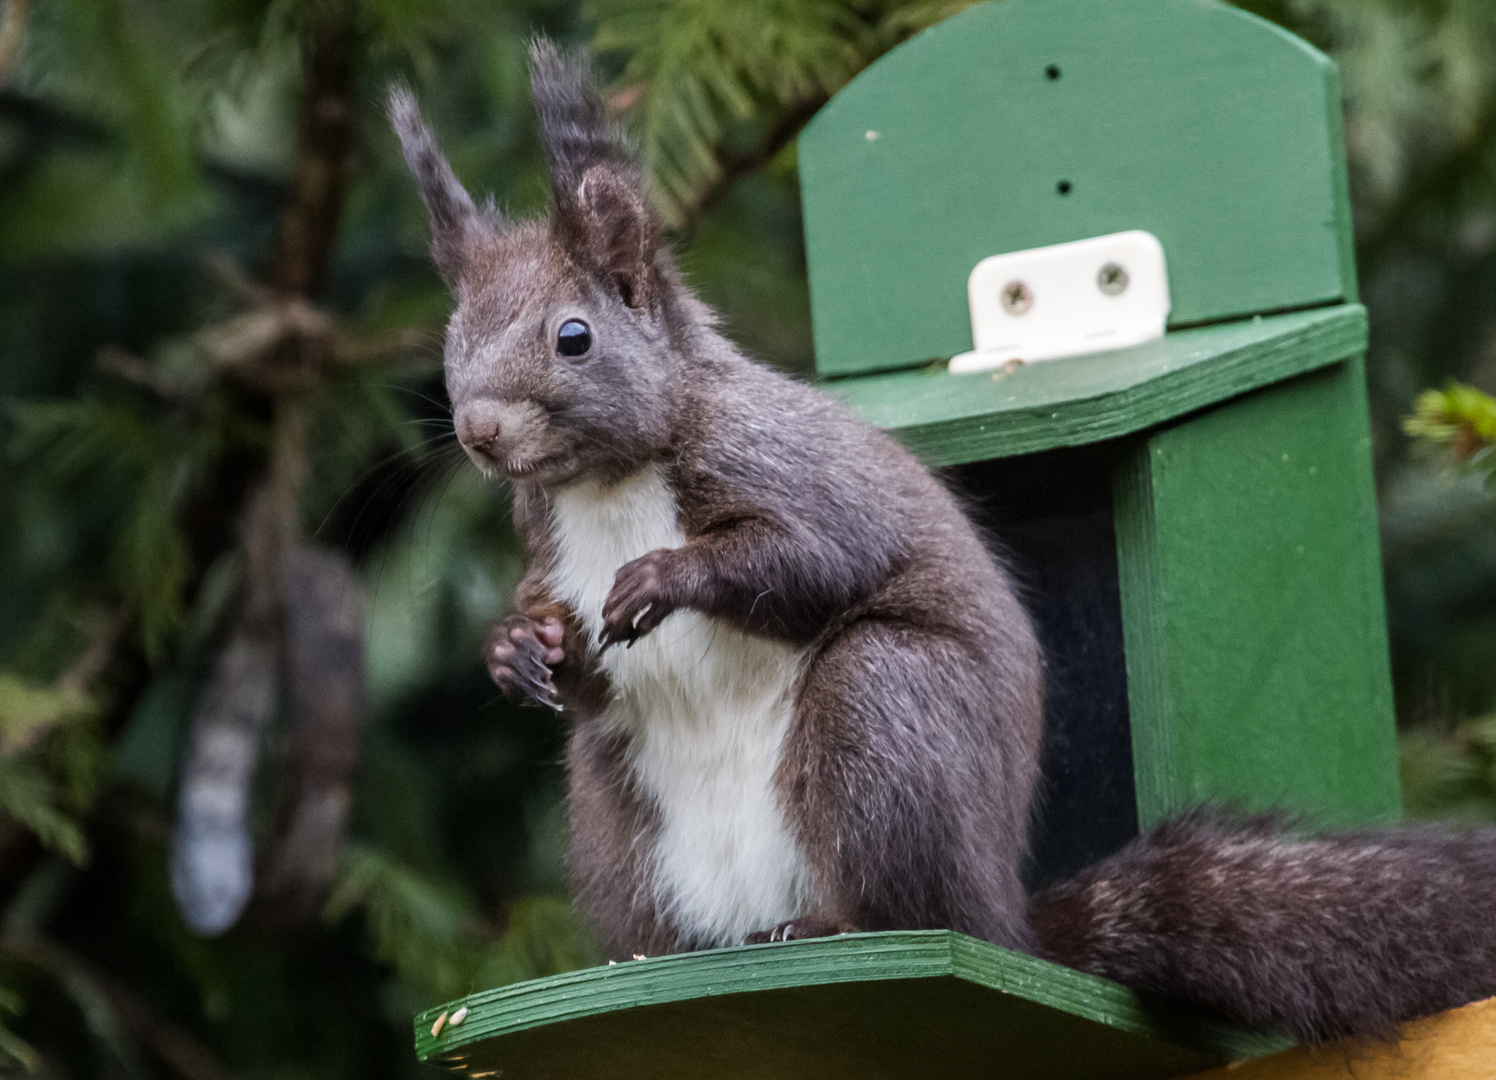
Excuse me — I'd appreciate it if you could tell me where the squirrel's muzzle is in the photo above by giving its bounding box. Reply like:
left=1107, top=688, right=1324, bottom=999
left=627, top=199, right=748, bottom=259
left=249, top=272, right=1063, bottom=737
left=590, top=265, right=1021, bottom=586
left=455, top=398, right=550, bottom=476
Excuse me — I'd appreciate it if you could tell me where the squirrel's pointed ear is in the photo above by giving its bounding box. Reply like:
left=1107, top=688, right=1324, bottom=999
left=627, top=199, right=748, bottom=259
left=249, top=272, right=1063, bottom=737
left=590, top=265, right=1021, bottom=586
left=389, top=86, right=490, bottom=286
left=557, top=165, right=657, bottom=311
left=529, top=39, right=659, bottom=311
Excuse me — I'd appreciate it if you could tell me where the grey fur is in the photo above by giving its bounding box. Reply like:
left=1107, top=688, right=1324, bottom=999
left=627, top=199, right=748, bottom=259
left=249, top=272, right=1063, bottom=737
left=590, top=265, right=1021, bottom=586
left=530, top=40, right=659, bottom=312
left=1032, top=811, right=1496, bottom=1042
left=387, top=86, right=489, bottom=284
left=393, top=41, right=1496, bottom=1045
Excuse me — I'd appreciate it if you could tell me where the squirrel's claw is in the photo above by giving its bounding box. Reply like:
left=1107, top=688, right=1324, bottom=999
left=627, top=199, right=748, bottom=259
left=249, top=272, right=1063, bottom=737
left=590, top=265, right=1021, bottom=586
left=521, top=669, right=564, bottom=712
left=744, top=917, right=856, bottom=945
left=487, top=615, right=565, bottom=710
left=599, top=551, right=677, bottom=651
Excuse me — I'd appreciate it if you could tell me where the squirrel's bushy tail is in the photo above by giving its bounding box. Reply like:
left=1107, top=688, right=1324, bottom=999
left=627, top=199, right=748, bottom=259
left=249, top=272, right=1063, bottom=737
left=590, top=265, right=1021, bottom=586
left=1030, top=811, right=1496, bottom=1044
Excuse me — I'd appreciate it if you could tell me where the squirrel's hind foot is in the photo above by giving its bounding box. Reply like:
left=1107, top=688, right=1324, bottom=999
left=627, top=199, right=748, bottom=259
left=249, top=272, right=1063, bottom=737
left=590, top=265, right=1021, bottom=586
left=744, top=918, right=856, bottom=945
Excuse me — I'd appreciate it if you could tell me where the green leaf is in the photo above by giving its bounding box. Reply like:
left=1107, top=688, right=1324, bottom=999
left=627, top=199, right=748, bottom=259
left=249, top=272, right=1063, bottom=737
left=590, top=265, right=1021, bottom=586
left=8, top=398, right=211, bottom=658
left=475, top=896, right=600, bottom=988
left=0, top=756, right=90, bottom=866
left=325, top=844, right=479, bottom=999
left=590, top=0, right=978, bottom=223
left=592, top=0, right=854, bottom=221
left=1404, top=382, right=1496, bottom=487
left=0, top=675, right=91, bottom=757
left=0, top=1019, right=40, bottom=1073
left=0, top=987, right=36, bottom=1071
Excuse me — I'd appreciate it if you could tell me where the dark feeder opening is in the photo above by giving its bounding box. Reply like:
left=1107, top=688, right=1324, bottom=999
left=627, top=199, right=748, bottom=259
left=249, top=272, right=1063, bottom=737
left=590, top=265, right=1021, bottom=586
left=951, top=439, right=1137, bottom=893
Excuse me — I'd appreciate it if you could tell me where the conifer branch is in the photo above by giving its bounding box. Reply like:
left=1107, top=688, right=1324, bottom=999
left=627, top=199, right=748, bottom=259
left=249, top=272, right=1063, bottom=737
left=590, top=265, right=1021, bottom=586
left=2, top=934, right=237, bottom=1080
left=672, top=93, right=826, bottom=225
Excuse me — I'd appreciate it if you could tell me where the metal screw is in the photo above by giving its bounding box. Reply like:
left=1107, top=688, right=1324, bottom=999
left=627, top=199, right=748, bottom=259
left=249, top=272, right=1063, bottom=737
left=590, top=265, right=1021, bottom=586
left=1097, top=262, right=1129, bottom=295
left=1001, top=280, right=1033, bottom=314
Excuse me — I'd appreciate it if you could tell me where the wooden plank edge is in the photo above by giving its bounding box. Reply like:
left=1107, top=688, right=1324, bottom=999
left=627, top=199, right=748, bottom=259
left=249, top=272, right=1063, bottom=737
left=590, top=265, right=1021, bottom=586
left=943, top=934, right=1282, bottom=1064
left=814, top=305, right=1352, bottom=396
left=1181, top=996, right=1496, bottom=1080
left=414, top=931, right=956, bottom=1060
left=1112, top=441, right=1179, bottom=832
left=413, top=930, right=1267, bottom=1065
left=876, top=307, right=1367, bottom=466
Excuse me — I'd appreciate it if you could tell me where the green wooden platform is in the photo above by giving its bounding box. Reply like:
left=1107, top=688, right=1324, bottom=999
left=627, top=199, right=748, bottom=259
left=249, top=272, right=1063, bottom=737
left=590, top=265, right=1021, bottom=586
left=415, top=932, right=1282, bottom=1080
left=824, top=305, right=1366, bottom=467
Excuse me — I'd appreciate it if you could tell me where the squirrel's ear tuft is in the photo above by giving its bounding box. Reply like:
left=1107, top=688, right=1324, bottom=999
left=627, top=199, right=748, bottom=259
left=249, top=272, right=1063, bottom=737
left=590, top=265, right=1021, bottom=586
left=529, top=39, right=658, bottom=312
left=389, top=85, right=489, bottom=286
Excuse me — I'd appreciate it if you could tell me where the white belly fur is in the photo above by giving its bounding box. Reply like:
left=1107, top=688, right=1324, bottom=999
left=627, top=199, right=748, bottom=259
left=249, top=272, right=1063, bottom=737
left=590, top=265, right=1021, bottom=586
left=546, top=464, right=816, bottom=947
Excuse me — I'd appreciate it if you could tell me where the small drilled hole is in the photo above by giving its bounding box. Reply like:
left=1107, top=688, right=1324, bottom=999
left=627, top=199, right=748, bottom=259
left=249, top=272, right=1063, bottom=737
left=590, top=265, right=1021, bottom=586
left=1045, top=64, right=1061, bottom=80
left=1057, top=180, right=1072, bottom=195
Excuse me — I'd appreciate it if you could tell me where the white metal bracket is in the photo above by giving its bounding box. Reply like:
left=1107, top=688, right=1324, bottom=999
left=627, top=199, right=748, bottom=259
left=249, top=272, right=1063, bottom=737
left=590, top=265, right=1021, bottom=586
left=948, top=230, right=1171, bottom=374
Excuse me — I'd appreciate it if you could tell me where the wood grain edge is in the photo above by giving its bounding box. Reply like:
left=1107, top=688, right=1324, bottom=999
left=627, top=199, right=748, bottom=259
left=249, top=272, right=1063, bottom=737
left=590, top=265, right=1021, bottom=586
left=944, top=934, right=1279, bottom=1064
left=414, top=931, right=959, bottom=1060
left=1339, top=353, right=1401, bottom=818
left=890, top=306, right=1367, bottom=466
left=413, top=930, right=1262, bottom=1065
left=1322, top=63, right=1360, bottom=305
left=1113, top=439, right=1179, bottom=830
left=1181, top=996, right=1496, bottom=1080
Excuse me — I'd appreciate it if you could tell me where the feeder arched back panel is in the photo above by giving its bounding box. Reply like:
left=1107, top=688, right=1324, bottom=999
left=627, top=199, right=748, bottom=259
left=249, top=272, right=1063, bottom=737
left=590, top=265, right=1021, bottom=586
left=799, top=0, right=1357, bottom=376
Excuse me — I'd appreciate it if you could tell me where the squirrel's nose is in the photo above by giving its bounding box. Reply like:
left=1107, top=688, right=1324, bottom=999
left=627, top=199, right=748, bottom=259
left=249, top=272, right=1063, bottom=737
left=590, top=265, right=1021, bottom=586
left=454, top=399, right=548, bottom=474
left=455, top=403, right=504, bottom=460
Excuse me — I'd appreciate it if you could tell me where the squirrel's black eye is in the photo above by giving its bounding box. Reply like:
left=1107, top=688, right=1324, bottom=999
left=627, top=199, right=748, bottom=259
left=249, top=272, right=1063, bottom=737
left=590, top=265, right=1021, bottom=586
left=556, top=319, right=592, bottom=358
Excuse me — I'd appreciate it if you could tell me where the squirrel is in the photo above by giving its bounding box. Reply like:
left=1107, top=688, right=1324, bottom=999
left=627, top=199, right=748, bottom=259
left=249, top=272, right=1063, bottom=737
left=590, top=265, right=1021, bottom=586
left=390, top=41, right=1496, bottom=1046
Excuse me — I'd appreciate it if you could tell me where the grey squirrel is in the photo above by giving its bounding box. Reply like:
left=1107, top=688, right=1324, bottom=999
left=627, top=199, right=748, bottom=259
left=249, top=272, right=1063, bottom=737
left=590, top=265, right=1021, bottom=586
left=391, top=41, right=1496, bottom=1046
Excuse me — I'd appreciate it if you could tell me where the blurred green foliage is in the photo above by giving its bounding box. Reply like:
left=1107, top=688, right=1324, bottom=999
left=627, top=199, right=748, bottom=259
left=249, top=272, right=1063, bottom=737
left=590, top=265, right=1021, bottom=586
left=1400, top=712, right=1496, bottom=821
left=1399, top=380, right=1496, bottom=818
left=0, top=0, right=1492, bottom=1078
left=1405, top=381, right=1496, bottom=486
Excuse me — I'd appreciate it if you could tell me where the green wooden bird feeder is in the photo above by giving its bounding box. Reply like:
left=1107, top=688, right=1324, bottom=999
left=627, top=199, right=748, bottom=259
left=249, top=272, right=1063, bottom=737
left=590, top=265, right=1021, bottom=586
left=412, top=0, right=1400, bottom=1075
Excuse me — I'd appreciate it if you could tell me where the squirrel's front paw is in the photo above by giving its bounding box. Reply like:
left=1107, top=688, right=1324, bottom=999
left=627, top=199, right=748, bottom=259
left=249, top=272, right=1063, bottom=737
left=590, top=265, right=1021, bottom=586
left=486, top=615, right=565, bottom=710
left=599, top=550, right=679, bottom=651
